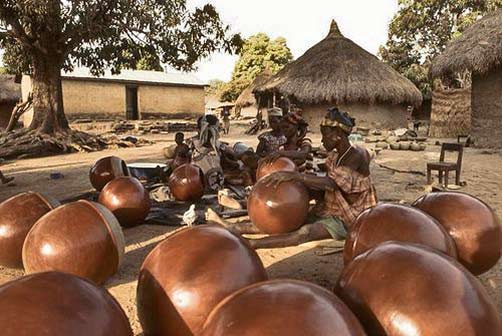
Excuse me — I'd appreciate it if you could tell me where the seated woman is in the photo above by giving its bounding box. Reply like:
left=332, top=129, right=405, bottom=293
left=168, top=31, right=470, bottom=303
left=206, top=107, right=378, bottom=249
left=260, top=112, right=312, bottom=167
left=256, top=107, right=287, bottom=158
left=169, top=132, right=191, bottom=172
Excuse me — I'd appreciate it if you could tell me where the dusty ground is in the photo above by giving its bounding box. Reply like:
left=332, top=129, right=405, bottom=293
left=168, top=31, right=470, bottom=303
left=1, top=123, right=502, bottom=334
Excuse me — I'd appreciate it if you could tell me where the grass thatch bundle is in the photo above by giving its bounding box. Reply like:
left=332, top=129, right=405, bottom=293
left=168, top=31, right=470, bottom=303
left=255, top=20, right=422, bottom=107
left=431, top=9, right=502, bottom=78
left=0, top=75, right=21, bottom=103
left=235, top=69, right=273, bottom=108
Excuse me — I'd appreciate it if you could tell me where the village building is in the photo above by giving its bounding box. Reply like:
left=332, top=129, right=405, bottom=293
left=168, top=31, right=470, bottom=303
left=431, top=9, right=502, bottom=148
left=21, top=68, right=206, bottom=126
left=0, top=75, right=21, bottom=130
left=204, top=95, right=235, bottom=116
left=254, top=20, right=422, bottom=130
left=235, top=69, right=273, bottom=118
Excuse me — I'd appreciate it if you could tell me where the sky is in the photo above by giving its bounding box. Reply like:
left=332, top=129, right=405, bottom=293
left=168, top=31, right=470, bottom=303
left=188, top=0, right=400, bottom=82
left=1, top=1, right=400, bottom=82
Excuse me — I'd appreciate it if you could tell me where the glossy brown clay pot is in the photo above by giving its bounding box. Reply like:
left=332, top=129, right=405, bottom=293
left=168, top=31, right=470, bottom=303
left=413, top=192, right=502, bottom=275
left=344, top=203, right=457, bottom=265
left=201, top=279, right=367, bottom=336
left=0, top=192, right=59, bottom=269
left=0, top=272, right=132, bottom=336
left=256, top=157, right=297, bottom=181
left=137, top=225, right=267, bottom=336
left=22, top=200, right=125, bottom=284
left=248, top=175, right=310, bottom=234
left=90, top=156, right=129, bottom=191
left=98, top=176, right=150, bottom=228
left=168, top=164, right=205, bottom=201
left=335, top=242, right=502, bottom=336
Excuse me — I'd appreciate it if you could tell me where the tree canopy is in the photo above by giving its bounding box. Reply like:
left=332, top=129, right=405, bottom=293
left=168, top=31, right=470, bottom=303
left=220, top=33, right=293, bottom=102
left=379, top=0, right=502, bottom=95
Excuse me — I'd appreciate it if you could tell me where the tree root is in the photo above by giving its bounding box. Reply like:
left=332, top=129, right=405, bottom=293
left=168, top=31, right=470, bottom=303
left=0, top=129, right=150, bottom=160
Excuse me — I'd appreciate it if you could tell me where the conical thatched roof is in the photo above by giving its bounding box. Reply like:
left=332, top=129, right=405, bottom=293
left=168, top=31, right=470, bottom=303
left=0, top=74, right=21, bottom=103
left=235, top=69, right=273, bottom=108
left=431, top=9, right=502, bottom=78
left=255, top=20, right=422, bottom=107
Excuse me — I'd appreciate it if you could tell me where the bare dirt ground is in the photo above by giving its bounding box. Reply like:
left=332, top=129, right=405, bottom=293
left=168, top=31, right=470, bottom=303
left=1, top=123, right=502, bottom=334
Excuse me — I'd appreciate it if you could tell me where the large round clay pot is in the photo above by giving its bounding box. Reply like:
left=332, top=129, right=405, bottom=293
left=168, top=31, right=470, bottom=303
left=98, top=176, right=150, bottom=228
left=137, top=225, right=267, bottom=336
left=335, top=242, right=502, bottom=336
left=168, top=164, right=205, bottom=201
left=413, top=192, right=502, bottom=275
left=0, top=192, right=60, bottom=269
left=22, top=200, right=125, bottom=284
left=256, top=157, right=297, bottom=181
left=344, top=203, right=457, bottom=265
left=0, top=271, right=132, bottom=336
left=89, top=156, right=129, bottom=191
left=201, top=279, right=366, bottom=336
left=248, top=175, right=310, bottom=234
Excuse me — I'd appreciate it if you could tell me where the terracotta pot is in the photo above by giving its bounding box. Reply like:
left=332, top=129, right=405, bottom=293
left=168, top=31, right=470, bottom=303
left=399, top=142, right=410, bottom=150
left=344, top=203, right=457, bottom=265
left=0, top=192, right=59, bottom=269
left=0, top=272, right=132, bottom=336
left=22, top=200, right=125, bottom=284
left=201, top=279, right=366, bottom=336
left=89, top=156, right=129, bottom=191
left=99, top=176, right=150, bottom=228
left=168, top=164, right=205, bottom=201
left=389, top=143, right=400, bottom=150
left=335, top=242, right=502, bottom=336
left=137, top=225, right=267, bottom=336
left=413, top=192, right=502, bottom=275
left=410, top=142, right=421, bottom=151
left=248, top=176, right=310, bottom=234
left=256, top=157, right=297, bottom=181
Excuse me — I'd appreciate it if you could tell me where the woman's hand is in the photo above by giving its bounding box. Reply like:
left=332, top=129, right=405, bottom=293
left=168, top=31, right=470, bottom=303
left=262, top=171, right=301, bottom=189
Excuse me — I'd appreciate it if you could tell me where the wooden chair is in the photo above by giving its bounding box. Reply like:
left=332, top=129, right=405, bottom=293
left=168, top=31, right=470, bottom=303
left=427, top=143, right=464, bottom=187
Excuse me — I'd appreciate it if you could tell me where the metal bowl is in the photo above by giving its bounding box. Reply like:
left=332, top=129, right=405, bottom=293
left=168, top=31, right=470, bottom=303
left=127, top=163, right=167, bottom=182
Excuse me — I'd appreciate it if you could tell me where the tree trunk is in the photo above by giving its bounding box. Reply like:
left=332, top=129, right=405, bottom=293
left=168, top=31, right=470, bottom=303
left=29, top=58, right=69, bottom=134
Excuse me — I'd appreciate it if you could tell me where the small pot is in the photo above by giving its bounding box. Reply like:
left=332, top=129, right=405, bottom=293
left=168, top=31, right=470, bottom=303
left=390, top=143, right=400, bottom=150
left=410, top=142, right=421, bottom=151
left=399, top=142, right=411, bottom=151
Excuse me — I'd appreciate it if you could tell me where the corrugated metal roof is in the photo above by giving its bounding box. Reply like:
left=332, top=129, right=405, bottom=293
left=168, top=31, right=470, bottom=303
left=62, top=68, right=207, bottom=87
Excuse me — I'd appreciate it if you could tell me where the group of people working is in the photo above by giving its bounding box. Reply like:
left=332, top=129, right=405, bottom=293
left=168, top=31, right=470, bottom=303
left=169, top=106, right=378, bottom=249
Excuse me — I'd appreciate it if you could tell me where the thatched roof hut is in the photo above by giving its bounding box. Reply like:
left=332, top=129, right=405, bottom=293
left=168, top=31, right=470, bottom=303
left=430, top=9, right=502, bottom=148
left=431, top=9, right=502, bottom=78
left=235, top=69, right=273, bottom=117
left=254, top=20, right=422, bottom=129
left=0, top=75, right=21, bottom=129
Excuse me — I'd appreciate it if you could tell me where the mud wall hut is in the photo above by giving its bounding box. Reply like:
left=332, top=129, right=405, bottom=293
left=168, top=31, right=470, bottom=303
left=254, top=20, right=422, bottom=130
left=21, top=68, right=206, bottom=126
left=235, top=69, right=273, bottom=118
left=431, top=9, right=502, bottom=148
left=429, top=88, right=472, bottom=137
left=0, top=75, right=21, bottom=129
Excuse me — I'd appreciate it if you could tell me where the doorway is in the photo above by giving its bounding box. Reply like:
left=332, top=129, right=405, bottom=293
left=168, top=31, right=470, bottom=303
left=125, top=86, right=139, bottom=120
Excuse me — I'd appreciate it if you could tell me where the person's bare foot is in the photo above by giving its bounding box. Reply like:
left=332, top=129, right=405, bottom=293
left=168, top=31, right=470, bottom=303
left=205, top=208, right=230, bottom=227
left=217, top=190, right=243, bottom=210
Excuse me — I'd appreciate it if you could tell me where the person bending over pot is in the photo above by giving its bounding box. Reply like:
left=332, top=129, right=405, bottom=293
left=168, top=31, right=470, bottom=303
left=207, top=107, right=378, bottom=249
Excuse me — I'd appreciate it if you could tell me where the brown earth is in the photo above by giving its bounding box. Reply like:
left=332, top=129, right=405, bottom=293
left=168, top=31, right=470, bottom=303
left=0, top=123, right=501, bottom=335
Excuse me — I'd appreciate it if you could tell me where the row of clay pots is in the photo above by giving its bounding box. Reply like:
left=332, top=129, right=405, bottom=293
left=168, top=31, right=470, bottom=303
left=389, top=141, right=427, bottom=151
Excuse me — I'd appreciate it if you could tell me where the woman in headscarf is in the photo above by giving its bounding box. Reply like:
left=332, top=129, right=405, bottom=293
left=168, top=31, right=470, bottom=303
left=259, top=111, right=312, bottom=167
left=206, top=107, right=378, bottom=249
left=256, top=107, right=287, bottom=157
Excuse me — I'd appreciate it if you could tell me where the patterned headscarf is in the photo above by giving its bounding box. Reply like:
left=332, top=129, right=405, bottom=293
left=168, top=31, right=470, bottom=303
left=321, top=107, right=355, bottom=134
